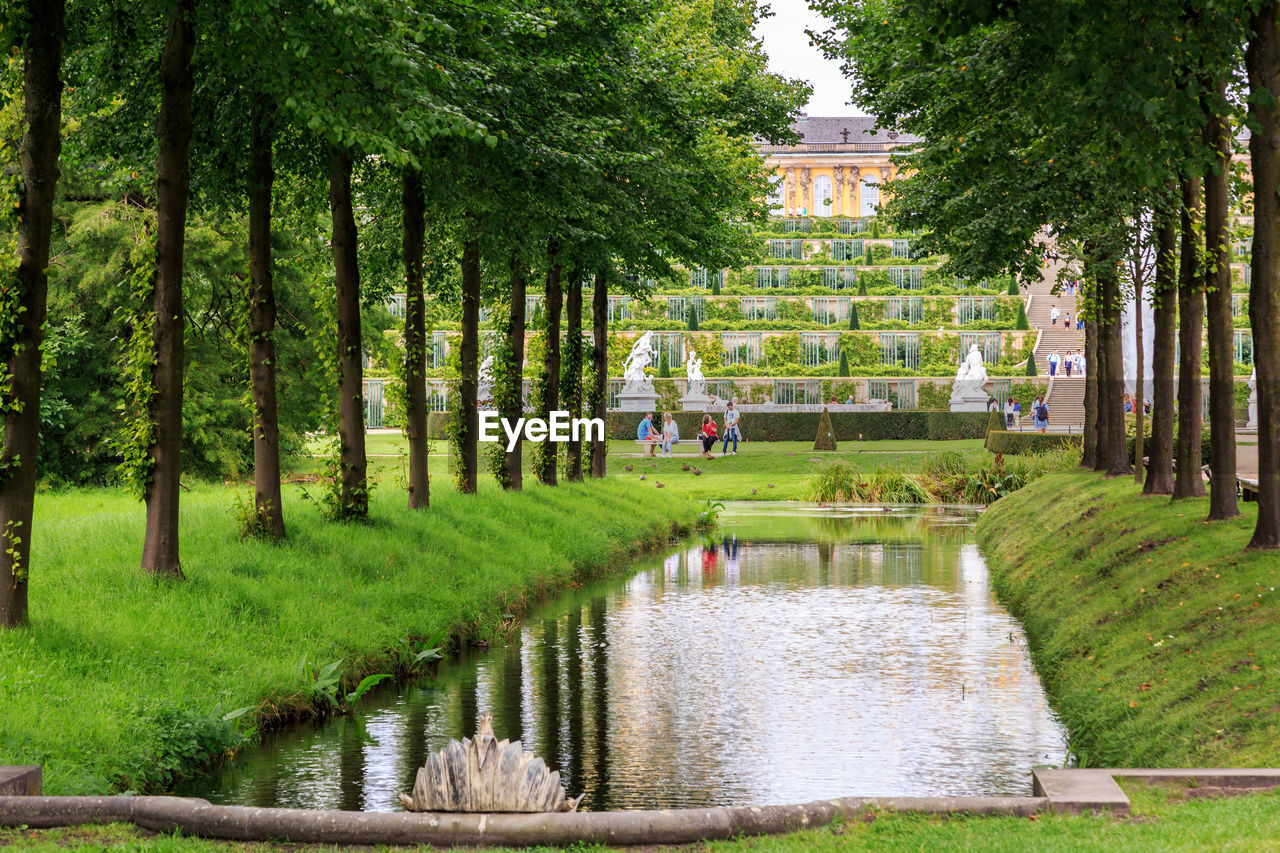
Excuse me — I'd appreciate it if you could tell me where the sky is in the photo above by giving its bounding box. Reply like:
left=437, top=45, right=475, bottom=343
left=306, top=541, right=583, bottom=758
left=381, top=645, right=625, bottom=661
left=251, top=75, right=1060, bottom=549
left=753, top=0, right=866, bottom=117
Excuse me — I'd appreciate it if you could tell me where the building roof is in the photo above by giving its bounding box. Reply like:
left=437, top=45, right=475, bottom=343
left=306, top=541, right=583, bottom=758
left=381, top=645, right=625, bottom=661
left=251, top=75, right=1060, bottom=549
left=790, top=115, right=921, bottom=146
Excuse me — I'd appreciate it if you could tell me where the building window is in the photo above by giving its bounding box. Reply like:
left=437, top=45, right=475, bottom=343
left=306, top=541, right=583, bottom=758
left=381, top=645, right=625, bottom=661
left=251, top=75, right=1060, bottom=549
left=773, top=379, right=822, bottom=404
left=739, top=297, right=777, bottom=320
left=861, top=176, right=880, bottom=217
left=814, top=175, right=834, bottom=217
left=879, top=332, right=920, bottom=369
left=831, top=239, right=864, bottom=261
left=769, top=175, right=785, bottom=213
left=959, top=332, right=1002, bottom=364
left=801, top=332, right=840, bottom=366
left=756, top=267, right=791, bottom=289
left=889, top=266, right=925, bottom=290
left=884, top=296, right=923, bottom=324
left=813, top=297, right=851, bottom=325
left=823, top=266, right=858, bottom=290
left=720, top=332, right=762, bottom=366
left=957, top=296, right=997, bottom=324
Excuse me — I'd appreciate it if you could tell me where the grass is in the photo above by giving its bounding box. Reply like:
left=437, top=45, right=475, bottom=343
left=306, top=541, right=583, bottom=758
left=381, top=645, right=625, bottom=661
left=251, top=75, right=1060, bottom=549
left=4, top=786, right=1280, bottom=851
left=976, top=470, right=1280, bottom=768
left=1, top=479, right=700, bottom=796
left=300, top=436, right=989, bottom=501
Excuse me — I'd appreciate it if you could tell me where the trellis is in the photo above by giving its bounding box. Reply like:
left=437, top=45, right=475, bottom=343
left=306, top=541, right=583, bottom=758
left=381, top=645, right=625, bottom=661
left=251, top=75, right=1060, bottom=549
left=959, top=332, right=1002, bottom=364
left=801, top=332, right=840, bottom=366
left=884, top=296, right=923, bottom=324
left=812, top=297, right=851, bottom=325
left=525, top=295, right=543, bottom=321
left=831, top=239, right=864, bottom=261
left=868, top=378, right=917, bottom=409
left=690, top=267, right=724, bottom=289
left=773, top=378, right=823, bottom=404
left=878, top=333, right=920, bottom=369
left=892, top=239, right=910, bottom=259
left=426, top=382, right=448, bottom=412
left=838, top=218, right=869, bottom=234
left=606, top=295, right=633, bottom=322
left=822, top=266, right=858, bottom=289
left=769, top=240, right=804, bottom=260
left=720, top=332, right=762, bottom=366
left=430, top=331, right=448, bottom=369
left=363, top=379, right=384, bottom=428
left=739, top=297, right=777, bottom=320
left=1236, top=329, right=1254, bottom=364
left=783, top=218, right=812, bottom=233
left=386, top=294, right=406, bottom=318
left=756, top=267, right=791, bottom=288
left=655, top=332, right=684, bottom=368
left=667, top=296, right=705, bottom=322
left=889, top=267, right=925, bottom=289
left=957, top=296, right=998, bottom=324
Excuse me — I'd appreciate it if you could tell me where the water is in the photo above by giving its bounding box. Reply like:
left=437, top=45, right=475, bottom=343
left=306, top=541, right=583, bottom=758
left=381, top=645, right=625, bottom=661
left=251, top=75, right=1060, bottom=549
left=180, top=504, right=1067, bottom=811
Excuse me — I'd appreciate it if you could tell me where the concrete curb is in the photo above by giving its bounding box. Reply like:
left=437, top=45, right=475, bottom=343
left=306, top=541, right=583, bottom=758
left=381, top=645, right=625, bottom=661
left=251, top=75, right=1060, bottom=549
left=3, top=768, right=1278, bottom=846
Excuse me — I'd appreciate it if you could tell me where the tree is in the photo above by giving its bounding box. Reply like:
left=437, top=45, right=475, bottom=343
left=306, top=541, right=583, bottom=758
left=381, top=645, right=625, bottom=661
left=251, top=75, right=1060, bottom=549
left=1025, top=354, right=1038, bottom=377
left=657, top=350, right=671, bottom=378
left=1144, top=210, right=1178, bottom=496
left=0, top=0, right=66, bottom=626
left=1174, top=178, right=1207, bottom=500
left=848, top=302, right=859, bottom=330
left=141, top=0, right=198, bottom=577
left=562, top=275, right=584, bottom=482
left=401, top=169, right=429, bottom=508
left=1014, top=302, right=1029, bottom=330
left=838, top=349, right=850, bottom=376
left=1007, top=279, right=1018, bottom=296
left=687, top=304, right=699, bottom=331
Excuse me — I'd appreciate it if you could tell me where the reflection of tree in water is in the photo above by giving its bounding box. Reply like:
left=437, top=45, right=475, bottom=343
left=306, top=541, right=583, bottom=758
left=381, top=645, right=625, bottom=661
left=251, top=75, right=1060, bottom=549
left=879, top=542, right=924, bottom=586
left=337, top=717, right=366, bottom=812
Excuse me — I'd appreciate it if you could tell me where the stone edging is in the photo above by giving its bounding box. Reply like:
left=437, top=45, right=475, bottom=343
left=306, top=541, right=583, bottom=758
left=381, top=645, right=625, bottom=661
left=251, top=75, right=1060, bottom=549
left=2, top=767, right=1279, bottom=846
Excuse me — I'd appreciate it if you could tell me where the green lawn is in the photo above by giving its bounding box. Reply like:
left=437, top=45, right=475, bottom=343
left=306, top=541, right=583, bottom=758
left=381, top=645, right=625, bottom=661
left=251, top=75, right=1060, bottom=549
left=3, top=783, right=1278, bottom=851
left=977, top=470, right=1280, bottom=768
left=299, top=436, right=989, bottom=501
left=1, top=480, right=700, bottom=796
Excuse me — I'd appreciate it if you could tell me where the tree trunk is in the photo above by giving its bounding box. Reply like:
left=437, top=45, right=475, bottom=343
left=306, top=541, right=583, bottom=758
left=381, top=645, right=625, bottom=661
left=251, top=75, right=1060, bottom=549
left=1133, top=266, right=1144, bottom=483
left=563, top=272, right=584, bottom=482
left=402, top=168, right=429, bottom=508
left=1249, top=1, right=1280, bottom=547
left=1100, top=259, right=1130, bottom=476
left=1082, top=303, right=1099, bottom=470
left=246, top=102, right=285, bottom=538
left=141, top=0, right=197, bottom=577
left=1092, top=308, right=1109, bottom=473
left=590, top=270, right=608, bottom=478
left=458, top=238, right=481, bottom=494
left=1144, top=210, right=1178, bottom=495
left=536, top=250, right=562, bottom=486
left=0, top=0, right=64, bottom=626
left=1174, top=176, right=1206, bottom=499
left=327, top=147, right=368, bottom=518
left=504, top=254, right=527, bottom=490
left=1203, top=87, right=1239, bottom=520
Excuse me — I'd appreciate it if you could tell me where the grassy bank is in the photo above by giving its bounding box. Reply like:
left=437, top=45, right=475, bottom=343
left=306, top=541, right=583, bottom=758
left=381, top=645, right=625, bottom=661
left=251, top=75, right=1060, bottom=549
left=1, top=480, right=700, bottom=796
left=976, top=470, right=1280, bottom=768
left=4, top=783, right=1279, bottom=850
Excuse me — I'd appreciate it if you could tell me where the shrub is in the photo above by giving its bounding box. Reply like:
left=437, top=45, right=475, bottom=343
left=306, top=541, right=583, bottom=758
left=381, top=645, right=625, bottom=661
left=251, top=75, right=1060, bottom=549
left=849, top=302, right=860, bottom=330
left=1015, top=302, right=1029, bottom=330
left=1007, top=279, right=1019, bottom=296
left=657, top=351, right=671, bottom=378
left=986, top=409, right=1004, bottom=436
left=814, top=408, right=838, bottom=450
left=1024, top=353, right=1038, bottom=376
left=687, top=305, right=699, bottom=331
left=838, top=349, right=850, bottom=376
left=985, top=430, right=1082, bottom=455
left=606, top=411, right=988, bottom=441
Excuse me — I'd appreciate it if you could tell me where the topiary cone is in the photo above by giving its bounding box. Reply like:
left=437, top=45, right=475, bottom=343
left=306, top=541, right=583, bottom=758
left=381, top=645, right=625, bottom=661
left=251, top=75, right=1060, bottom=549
left=814, top=407, right=838, bottom=451
left=1024, top=354, right=1037, bottom=376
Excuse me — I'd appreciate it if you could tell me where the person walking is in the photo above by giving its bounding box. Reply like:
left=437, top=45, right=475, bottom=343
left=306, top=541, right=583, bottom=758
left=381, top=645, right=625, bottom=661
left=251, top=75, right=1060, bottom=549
left=1048, top=350, right=1060, bottom=376
left=699, top=415, right=719, bottom=459
left=1050, top=305, right=1061, bottom=327
left=1032, top=395, right=1050, bottom=434
left=1064, top=353, right=1074, bottom=377
left=721, top=401, right=741, bottom=456
left=1004, top=396, right=1016, bottom=429
left=1075, top=350, right=1086, bottom=376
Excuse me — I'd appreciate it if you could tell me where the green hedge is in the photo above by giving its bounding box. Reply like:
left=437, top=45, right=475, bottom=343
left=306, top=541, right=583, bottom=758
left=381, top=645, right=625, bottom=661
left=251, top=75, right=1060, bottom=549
left=985, top=430, right=1082, bottom=455
left=606, top=410, right=988, bottom=441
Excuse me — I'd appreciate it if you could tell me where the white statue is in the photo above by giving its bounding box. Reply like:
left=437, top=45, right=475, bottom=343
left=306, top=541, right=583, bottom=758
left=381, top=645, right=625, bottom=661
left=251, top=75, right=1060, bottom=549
left=1248, top=366, right=1258, bottom=430
left=477, top=355, right=495, bottom=404
left=685, top=350, right=706, bottom=396
left=622, top=331, right=656, bottom=392
left=952, top=344, right=990, bottom=398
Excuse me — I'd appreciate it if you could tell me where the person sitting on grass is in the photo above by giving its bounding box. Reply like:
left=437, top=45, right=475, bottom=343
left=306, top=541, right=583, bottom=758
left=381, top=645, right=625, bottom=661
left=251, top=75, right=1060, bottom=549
left=699, top=414, right=719, bottom=459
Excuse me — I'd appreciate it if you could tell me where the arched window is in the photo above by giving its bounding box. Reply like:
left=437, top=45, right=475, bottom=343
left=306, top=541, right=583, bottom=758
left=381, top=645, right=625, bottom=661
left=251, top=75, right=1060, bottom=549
left=860, top=176, right=880, bottom=217
left=768, top=175, right=785, bottom=213
left=813, top=175, right=833, bottom=217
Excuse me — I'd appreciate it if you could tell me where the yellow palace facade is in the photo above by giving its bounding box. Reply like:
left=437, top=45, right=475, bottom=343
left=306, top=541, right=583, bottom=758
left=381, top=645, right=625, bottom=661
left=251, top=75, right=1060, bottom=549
left=761, top=116, right=918, bottom=218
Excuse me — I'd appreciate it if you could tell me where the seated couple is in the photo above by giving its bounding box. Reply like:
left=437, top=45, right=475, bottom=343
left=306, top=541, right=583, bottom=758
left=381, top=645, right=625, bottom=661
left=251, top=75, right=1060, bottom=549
left=637, top=412, right=681, bottom=456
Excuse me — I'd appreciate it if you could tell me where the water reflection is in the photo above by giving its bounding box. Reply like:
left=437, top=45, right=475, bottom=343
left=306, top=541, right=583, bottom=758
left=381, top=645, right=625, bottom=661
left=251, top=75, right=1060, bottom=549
left=181, top=504, right=1067, bottom=811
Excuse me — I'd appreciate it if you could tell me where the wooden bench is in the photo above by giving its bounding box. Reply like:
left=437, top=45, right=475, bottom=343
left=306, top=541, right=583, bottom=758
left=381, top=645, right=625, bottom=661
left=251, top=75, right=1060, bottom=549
left=634, top=439, right=706, bottom=457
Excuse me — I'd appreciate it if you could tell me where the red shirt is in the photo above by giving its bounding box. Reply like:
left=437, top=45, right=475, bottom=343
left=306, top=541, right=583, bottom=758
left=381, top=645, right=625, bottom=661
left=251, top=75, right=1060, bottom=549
left=701, top=422, right=718, bottom=438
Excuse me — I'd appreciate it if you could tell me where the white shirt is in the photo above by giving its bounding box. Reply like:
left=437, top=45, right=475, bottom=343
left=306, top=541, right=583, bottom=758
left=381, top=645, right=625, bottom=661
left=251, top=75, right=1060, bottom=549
left=725, top=408, right=740, bottom=429
left=1050, top=308, right=1060, bottom=321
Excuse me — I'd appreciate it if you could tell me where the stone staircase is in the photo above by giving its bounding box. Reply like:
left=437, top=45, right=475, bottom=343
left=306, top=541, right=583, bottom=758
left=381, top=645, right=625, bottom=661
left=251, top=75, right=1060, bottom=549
left=1023, top=259, right=1085, bottom=428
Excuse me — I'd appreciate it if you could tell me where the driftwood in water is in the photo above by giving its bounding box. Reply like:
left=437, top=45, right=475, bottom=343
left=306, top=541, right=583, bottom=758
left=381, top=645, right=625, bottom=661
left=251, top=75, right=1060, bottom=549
left=399, top=712, right=583, bottom=813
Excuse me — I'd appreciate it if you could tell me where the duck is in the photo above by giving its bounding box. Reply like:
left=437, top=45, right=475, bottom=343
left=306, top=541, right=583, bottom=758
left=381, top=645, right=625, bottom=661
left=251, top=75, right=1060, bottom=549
left=639, top=474, right=646, bottom=481
left=692, top=468, right=702, bottom=476
left=624, top=464, right=633, bottom=472
left=656, top=482, right=665, bottom=488
left=681, top=463, right=691, bottom=471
